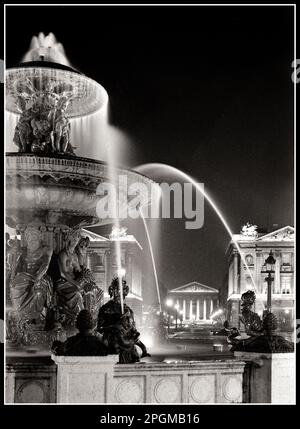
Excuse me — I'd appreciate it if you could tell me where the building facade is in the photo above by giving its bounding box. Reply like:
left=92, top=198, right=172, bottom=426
left=226, top=225, right=295, bottom=331
left=167, top=281, right=219, bottom=324
left=82, top=228, right=143, bottom=323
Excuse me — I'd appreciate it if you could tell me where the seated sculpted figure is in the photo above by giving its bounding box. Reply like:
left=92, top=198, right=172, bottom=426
left=97, top=277, right=150, bottom=363
left=54, top=230, right=102, bottom=326
left=10, top=226, right=53, bottom=322
left=54, top=229, right=85, bottom=325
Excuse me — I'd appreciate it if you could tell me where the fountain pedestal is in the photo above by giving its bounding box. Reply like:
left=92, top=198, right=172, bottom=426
left=52, top=354, right=118, bottom=403
left=234, top=351, right=295, bottom=404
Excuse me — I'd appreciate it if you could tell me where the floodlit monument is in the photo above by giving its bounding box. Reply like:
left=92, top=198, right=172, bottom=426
left=226, top=224, right=295, bottom=330
left=5, top=34, right=295, bottom=404
left=5, top=33, right=154, bottom=347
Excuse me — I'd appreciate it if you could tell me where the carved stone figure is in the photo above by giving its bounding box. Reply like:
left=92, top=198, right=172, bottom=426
left=52, top=310, right=108, bottom=356
left=9, top=226, right=53, bottom=321
left=97, top=277, right=150, bottom=363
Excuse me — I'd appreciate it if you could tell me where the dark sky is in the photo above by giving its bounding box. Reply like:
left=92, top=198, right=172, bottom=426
left=5, top=6, right=294, bottom=303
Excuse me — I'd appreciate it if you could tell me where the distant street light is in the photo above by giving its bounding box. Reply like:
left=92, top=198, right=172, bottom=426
left=166, top=299, right=173, bottom=307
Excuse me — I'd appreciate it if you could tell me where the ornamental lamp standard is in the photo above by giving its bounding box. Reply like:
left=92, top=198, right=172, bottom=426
left=166, top=299, right=173, bottom=333
left=264, top=250, right=276, bottom=313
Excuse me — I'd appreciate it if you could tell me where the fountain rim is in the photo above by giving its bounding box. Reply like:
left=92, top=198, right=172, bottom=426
left=6, top=60, right=83, bottom=75
left=5, top=152, right=159, bottom=185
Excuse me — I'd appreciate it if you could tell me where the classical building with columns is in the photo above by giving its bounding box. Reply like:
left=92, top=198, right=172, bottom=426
left=226, top=225, right=295, bottom=331
left=167, top=281, right=219, bottom=324
left=81, top=228, right=143, bottom=322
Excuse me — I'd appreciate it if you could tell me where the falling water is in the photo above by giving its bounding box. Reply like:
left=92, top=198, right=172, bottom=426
left=101, top=103, right=126, bottom=313
left=135, top=163, right=265, bottom=311
left=139, top=208, right=162, bottom=312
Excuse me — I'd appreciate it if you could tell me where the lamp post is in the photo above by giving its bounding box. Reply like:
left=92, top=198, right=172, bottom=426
left=179, top=310, right=183, bottom=327
left=264, top=250, right=276, bottom=313
left=166, top=298, right=173, bottom=333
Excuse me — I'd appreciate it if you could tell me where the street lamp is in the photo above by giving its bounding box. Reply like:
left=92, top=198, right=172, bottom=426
left=179, top=310, right=184, bottom=327
left=264, top=250, right=276, bottom=313
left=166, top=299, right=173, bottom=333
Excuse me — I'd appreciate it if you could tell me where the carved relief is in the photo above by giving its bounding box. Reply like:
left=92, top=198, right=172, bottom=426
left=153, top=378, right=181, bottom=403
left=189, top=375, right=215, bottom=403
left=221, top=375, right=242, bottom=403
left=115, top=379, right=143, bottom=403
left=16, top=380, right=46, bottom=403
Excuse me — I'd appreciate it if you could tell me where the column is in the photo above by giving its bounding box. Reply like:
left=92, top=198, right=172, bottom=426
left=233, top=252, right=239, bottom=294
left=183, top=299, right=186, bottom=320
left=203, top=299, right=206, bottom=321
left=210, top=299, right=213, bottom=315
left=255, top=250, right=262, bottom=294
left=196, top=299, right=200, bottom=320
left=190, top=299, right=193, bottom=320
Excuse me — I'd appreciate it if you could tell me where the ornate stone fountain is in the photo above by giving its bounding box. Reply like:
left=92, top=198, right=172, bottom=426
left=5, top=34, right=155, bottom=349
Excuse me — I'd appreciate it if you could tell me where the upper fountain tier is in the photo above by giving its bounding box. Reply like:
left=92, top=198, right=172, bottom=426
left=5, top=34, right=159, bottom=229
left=6, top=33, right=108, bottom=118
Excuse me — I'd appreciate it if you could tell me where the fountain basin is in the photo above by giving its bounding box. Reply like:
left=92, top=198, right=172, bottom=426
left=6, top=65, right=108, bottom=118
left=6, top=153, right=157, bottom=228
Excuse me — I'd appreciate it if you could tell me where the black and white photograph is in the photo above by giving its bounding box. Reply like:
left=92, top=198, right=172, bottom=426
left=2, top=4, right=296, bottom=410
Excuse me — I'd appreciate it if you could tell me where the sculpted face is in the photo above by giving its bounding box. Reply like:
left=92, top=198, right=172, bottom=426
left=25, top=228, right=41, bottom=252
left=66, top=231, right=81, bottom=253
left=78, top=237, right=89, bottom=250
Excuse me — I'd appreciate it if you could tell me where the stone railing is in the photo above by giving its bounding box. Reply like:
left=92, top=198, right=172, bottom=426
left=52, top=356, right=245, bottom=404
left=6, top=352, right=295, bottom=404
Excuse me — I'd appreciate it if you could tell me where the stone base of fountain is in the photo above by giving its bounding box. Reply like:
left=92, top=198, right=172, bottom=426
left=234, top=351, right=295, bottom=404
left=6, top=353, right=246, bottom=404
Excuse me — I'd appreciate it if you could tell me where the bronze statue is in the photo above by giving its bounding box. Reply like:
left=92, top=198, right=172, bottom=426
left=50, top=94, right=74, bottom=154
left=13, top=104, right=35, bottom=152
left=52, top=310, right=108, bottom=356
left=232, top=312, right=294, bottom=353
left=239, top=290, right=263, bottom=335
left=9, top=226, right=53, bottom=321
left=97, top=277, right=150, bottom=363
left=54, top=229, right=85, bottom=325
left=75, top=236, right=104, bottom=321
left=12, top=81, right=75, bottom=156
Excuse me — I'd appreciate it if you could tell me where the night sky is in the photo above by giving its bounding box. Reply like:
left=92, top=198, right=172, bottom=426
left=5, top=6, right=294, bottom=303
